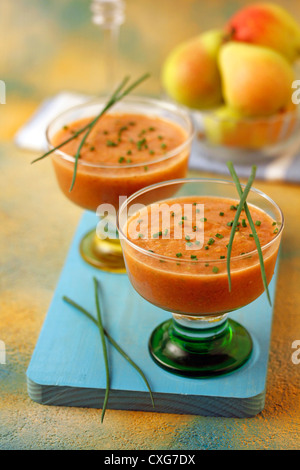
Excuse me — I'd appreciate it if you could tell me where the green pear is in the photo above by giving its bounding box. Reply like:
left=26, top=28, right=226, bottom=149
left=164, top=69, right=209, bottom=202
left=161, top=29, right=225, bottom=110
left=225, top=3, right=300, bottom=62
left=219, top=42, right=295, bottom=117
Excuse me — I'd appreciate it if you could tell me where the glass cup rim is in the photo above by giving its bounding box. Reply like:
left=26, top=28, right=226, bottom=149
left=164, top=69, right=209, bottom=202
left=45, top=95, right=196, bottom=169
left=117, top=176, right=284, bottom=265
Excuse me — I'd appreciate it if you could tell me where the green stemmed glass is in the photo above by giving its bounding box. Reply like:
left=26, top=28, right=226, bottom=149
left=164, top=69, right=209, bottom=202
left=117, top=178, right=284, bottom=377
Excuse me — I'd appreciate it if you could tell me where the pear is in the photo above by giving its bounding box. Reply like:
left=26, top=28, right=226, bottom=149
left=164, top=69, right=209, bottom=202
left=204, top=106, right=250, bottom=147
left=161, top=29, right=225, bottom=110
left=218, top=42, right=295, bottom=117
left=225, top=2, right=300, bottom=62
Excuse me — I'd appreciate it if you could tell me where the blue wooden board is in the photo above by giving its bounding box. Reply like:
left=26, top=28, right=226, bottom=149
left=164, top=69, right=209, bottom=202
left=26, top=211, right=279, bottom=417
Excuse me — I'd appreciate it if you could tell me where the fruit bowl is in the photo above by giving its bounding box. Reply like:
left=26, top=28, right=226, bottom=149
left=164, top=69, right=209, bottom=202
left=193, top=103, right=300, bottom=165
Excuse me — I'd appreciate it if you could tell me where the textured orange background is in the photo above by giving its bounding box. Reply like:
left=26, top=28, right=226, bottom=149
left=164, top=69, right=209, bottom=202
left=1, top=0, right=300, bottom=450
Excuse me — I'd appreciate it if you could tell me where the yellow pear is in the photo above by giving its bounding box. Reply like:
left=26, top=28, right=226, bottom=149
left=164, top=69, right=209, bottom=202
left=161, top=29, right=225, bottom=110
left=218, top=42, right=295, bottom=117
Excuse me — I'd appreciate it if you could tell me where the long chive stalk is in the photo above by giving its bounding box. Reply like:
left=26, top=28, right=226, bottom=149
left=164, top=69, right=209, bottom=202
left=227, top=161, right=272, bottom=306
left=31, top=73, right=150, bottom=191
left=226, top=165, right=257, bottom=292
left=93, top=277, right=110, bottom=423
left=62, top=294, right=155, bottom=411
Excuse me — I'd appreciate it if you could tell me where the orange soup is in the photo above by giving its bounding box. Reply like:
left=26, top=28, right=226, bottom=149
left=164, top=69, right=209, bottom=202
left=51, top=113, right=190, bottom=211
left=122, top=196, right=281, bottom=315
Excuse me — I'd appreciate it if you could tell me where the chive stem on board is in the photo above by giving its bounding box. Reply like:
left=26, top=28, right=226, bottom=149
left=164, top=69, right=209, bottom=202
left=93, top=277, right=110, bottom=423
left=62, top=290, right=155, bottom=417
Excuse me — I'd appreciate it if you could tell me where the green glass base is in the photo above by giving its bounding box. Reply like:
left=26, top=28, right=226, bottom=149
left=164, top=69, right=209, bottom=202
left=149, top=317, right=253, bottom=378
left=79, top=228, right=126, bottom=274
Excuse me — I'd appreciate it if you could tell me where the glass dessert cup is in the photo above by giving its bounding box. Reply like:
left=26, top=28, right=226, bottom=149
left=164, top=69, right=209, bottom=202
left=46, top=96, right=194, bottom=273
left=193, top=103, right=300, bottom=165
left=117, top=178, right=284, bottom=377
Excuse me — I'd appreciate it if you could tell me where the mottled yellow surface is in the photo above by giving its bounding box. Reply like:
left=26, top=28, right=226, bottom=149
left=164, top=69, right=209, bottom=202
left=1, top=0, right=300, bottom=450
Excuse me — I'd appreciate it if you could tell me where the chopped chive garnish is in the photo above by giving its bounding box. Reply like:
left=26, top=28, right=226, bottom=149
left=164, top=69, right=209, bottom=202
left=144, top=166, right=148, bottom=171
left=273, top=227, right=279, bottom=233
left=138, top=233, right=144, bottom=239
left=219, top=212, right=224, bottom=216
left=148, top=126, right=155, bottom=131
left=207, top=237, right=215, bottom=245
left=230, top=204, right=238, bottom=210
left=191, top=255, right=198, bottom=260
left=215, top=233, right=224, bottom=239
left=220, top=255, right=225, bottom=259
left=107, top=140, right=118, bottom=147
left=200, top=217, right=207, bottom=222
left=158, top=135, right=163, bottom=140
left=163, top=228, right=168, bottom=236
left=205, top=246, right=209, bottom=250
left=137, top=138, right=146, bottom=150
left=212, top=266, right=219, bottom=273
left=186, top=241, right=193, bottom=247
left=149, top=150, right=155, bottom=155
left=185, top=235, right=190, bottom=241
left=205, top=263, right=210, bottom=267
left=153, top=231, right=162, bottom=238
left=90, top=146, right=95, bottom=151
left=193, top=202, right=197, bottom=206
left=127, top=149, right=132, bottom=155
left=226, top=162, right=271, bottom=306
left=255, top=220, right=261, bottom=226
left=195, top=240, right=200, bottom=245
left=161, top=143, right=167, bottom=149
left=118, top=156, right=125, bottom=163
left=182, top=216, right=187, bottom=220
left=249, top=233, right=254, bottom=238
left=227, top=221, right=234, bottom=227
left=242, top=219, right=247, bottom=227
left=176, top=253, right=182, bottom=258
left=171, top=212, right=175, bottom=217
left=118, top=125, right=128, bottom=138
left=272, top=221, right=276, bottom=226
left=63, top=125, right=69, bottom=130
left=178, top=220, right=184, bottom=226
